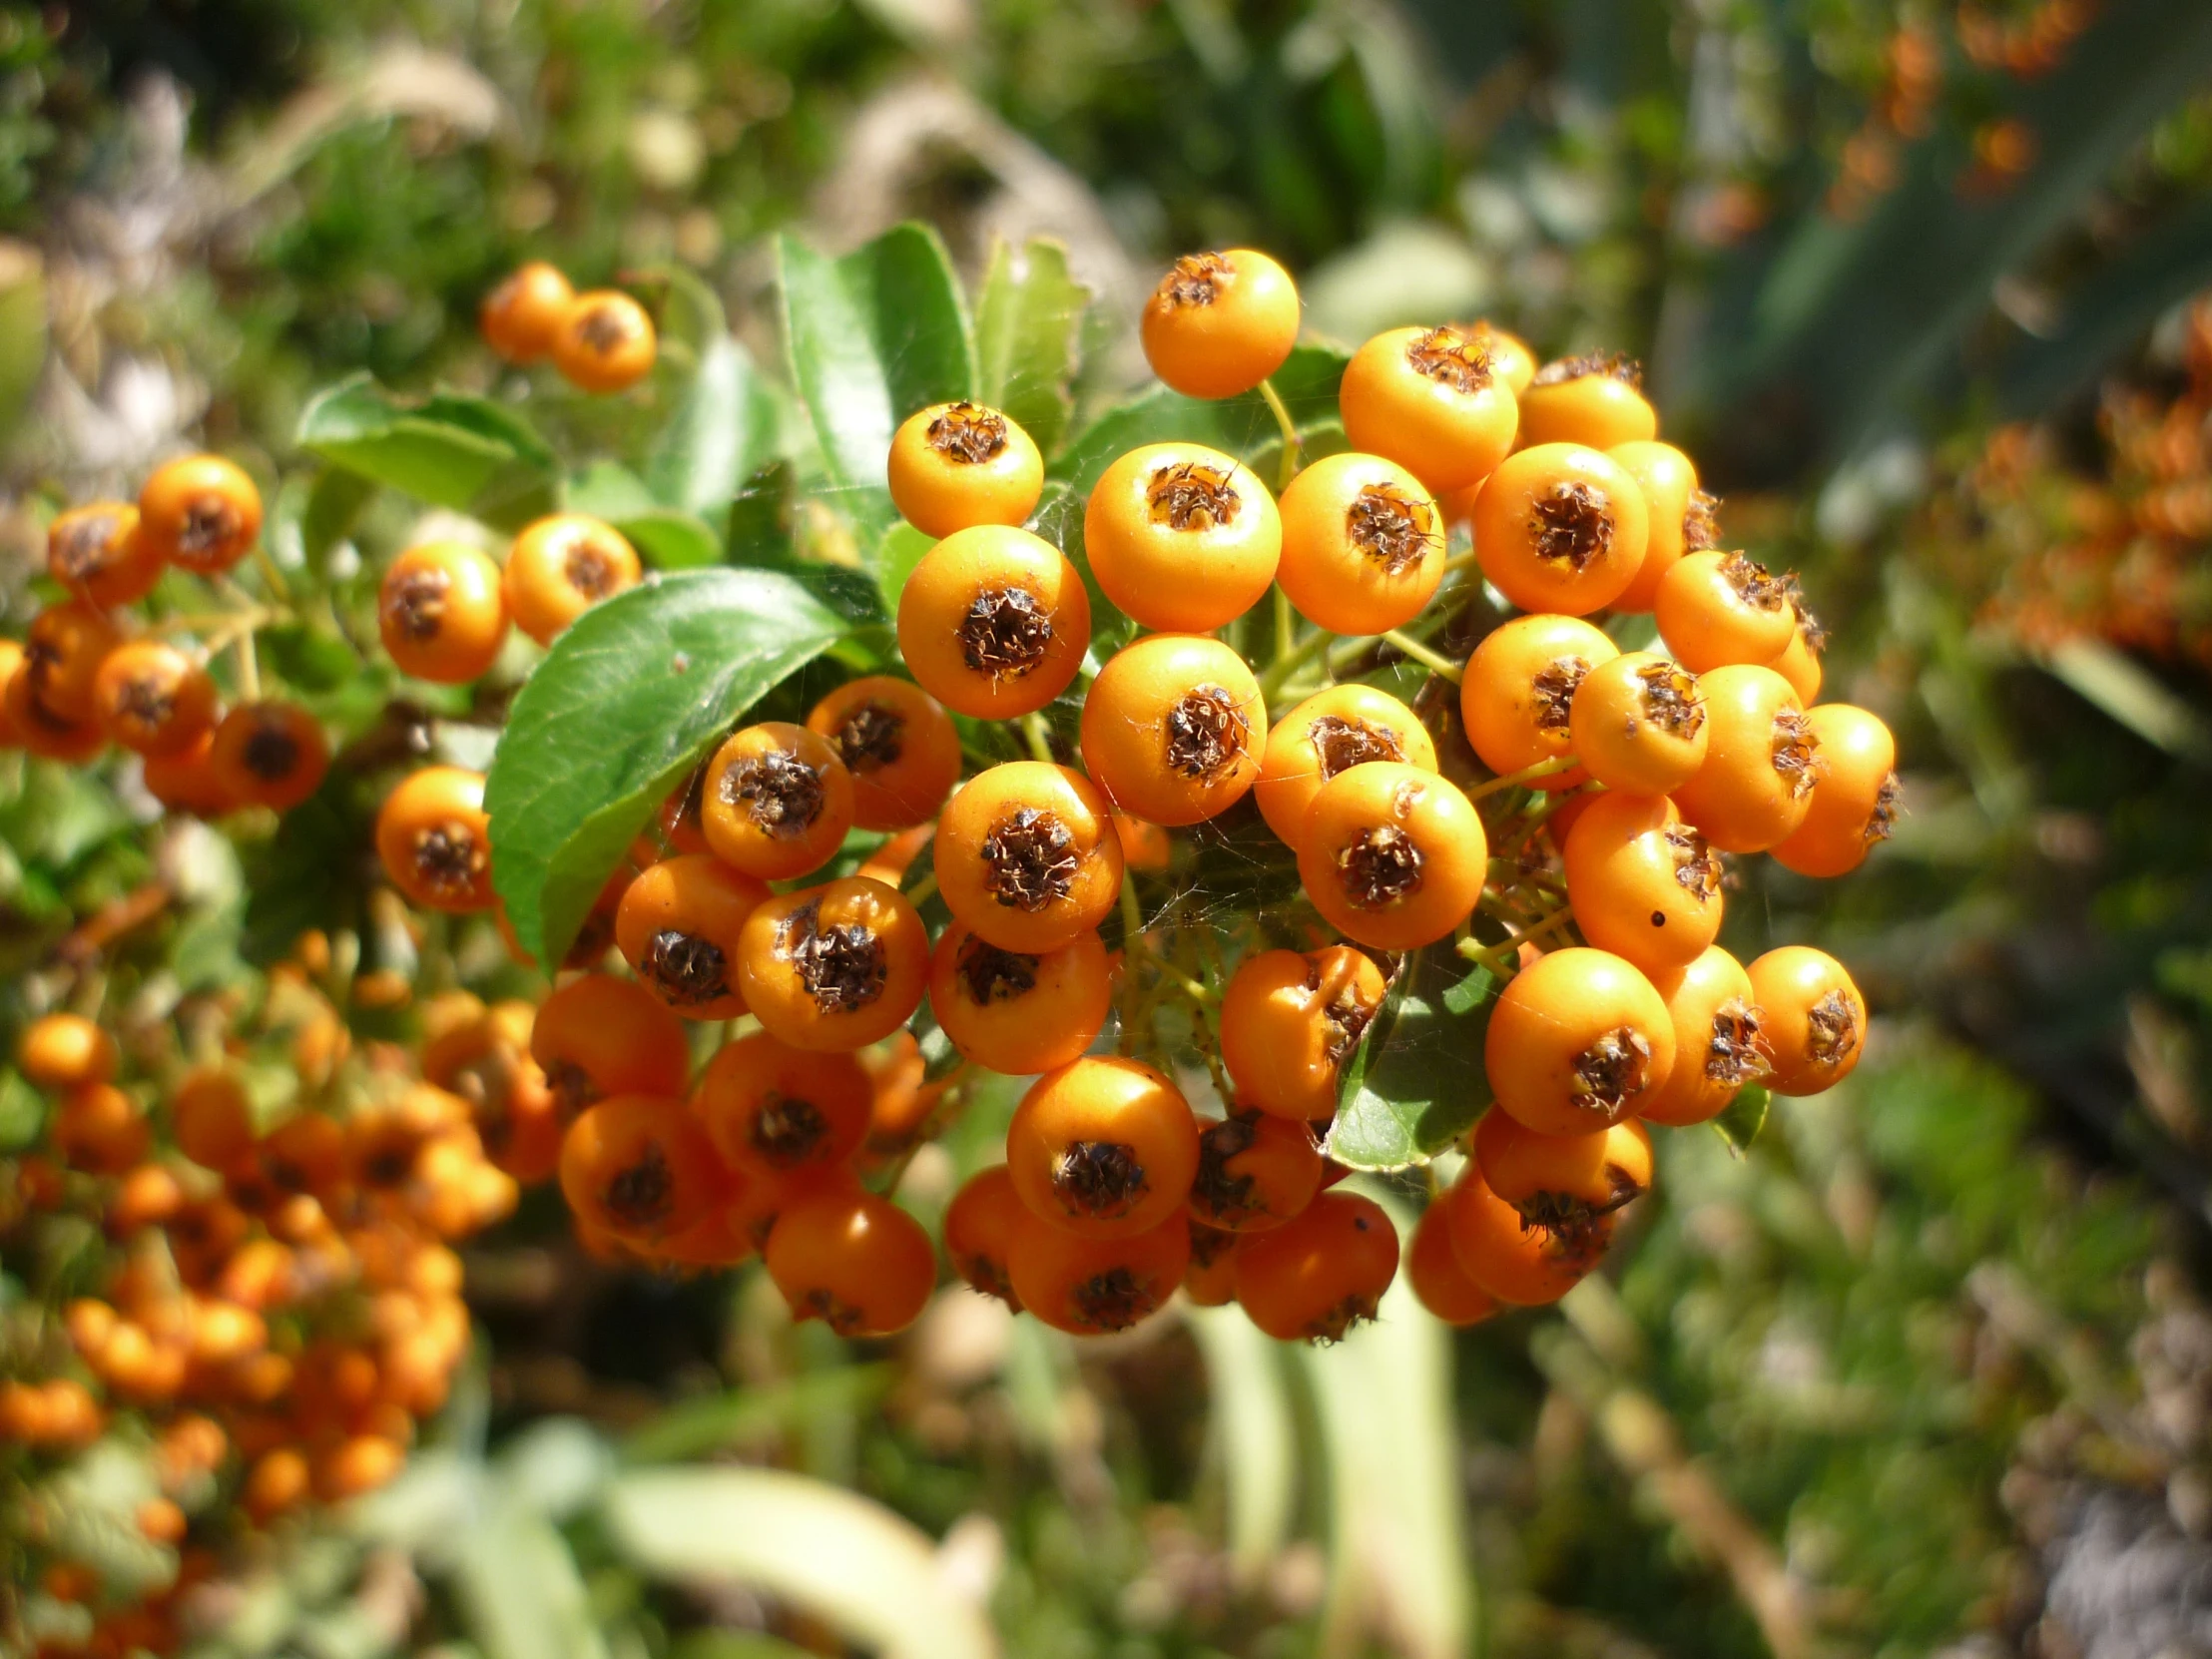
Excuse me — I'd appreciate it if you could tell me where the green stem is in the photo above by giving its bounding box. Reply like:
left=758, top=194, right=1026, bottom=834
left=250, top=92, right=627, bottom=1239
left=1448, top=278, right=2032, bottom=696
left=903, top=870, right=937, bottom=907
left=236, top=628, right=262, bottom=704
left=1258, top=624, right=1337, bottom=701
left=1455, top=906, right=1576, bottom=973
left=1381, top=629, right=1463, bottom=684
left=253, top=545, right=293, bottom=604
left=1020, top=712, right=1056, bottom=766
left=1257, top=375, right=1303, bottom=492
left=1468, top=754, right=1579, bottom=800
left=1273, top=584, right=1298, bottom=671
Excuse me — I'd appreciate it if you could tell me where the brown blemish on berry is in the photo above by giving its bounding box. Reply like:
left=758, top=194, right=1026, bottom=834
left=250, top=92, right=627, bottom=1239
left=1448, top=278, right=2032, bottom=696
left=1303, top=1292, right=1380, bottom=1345
left=1166, top=686, right=1250, bottom=784
left=1307, top=715, right=1404, bottom=782
left=982, top=809, right=1079, bottom=911
left=1192, top=1116, right=1262, bottom=1227
left=1867, top=773, right=1903, bottom=844
left=115, top=674, right=176, bottom=732
left=799, top=1289, right=867, bottom=1335
left=1148, top=461, right=1241, bottom=531
left=1770, top=709, right=1823, bottom=799
left=242, top=721, right=302, bottom=783
left=1512, top=1161, right=1649, bottom=1234
left=958, top=587, right=1053, bottom=681
left=1187, top=1219, right=1235, bottom=1269
left=750, top=1093, right=829, bottom=1168
left=1633, top=661, right=1705, bottom=739
left=1530, top=655, right=1591, bottom=734
left=386, top=568, right=451, bottom=642
left=411, top=822, right=486, bottom=899
left=1531, top=351, right=1642, bottom=388
left=958, top=1250, right=1018, bottom=1306
left=1404, top=324, right=1495, bottom=394
left=1569, top=1026, right=1653, bottom=1117
left=178, top=496, right=243, bottom=561
left=1664, top=823, right=1722, bottom=901
left=1805, top=989, right=1861, bottom=1069
left=1337, top=825, right=1423, bottom=909
left=1052, top=1140, right=1148, bottom=1223
left=563, top=539, right=620, bottom=599
left=1530, top=481, right=1614, bottom=570
left=720, top=747, right=826, bottom=837
left=643, top=928, right=731, bottom=1008
left=1719, top=552, right=1791, bottom=615
left=1347, top=484, right=1437, bottom=573
left=53, top=512, right=124, bottom=580
left=1071, top=1267, right=1154, bottom=1332
left=545, top=1060, right=599, bottom=1123
left=576, top=303, right=634, bottom=355
left=1683, top=487, right=1722, bottom=551
left=956, top=935, right=1038, bottom=1004
left=834, top=703, right=904, bottom=773
left=925, top=401, right=1009, bottom=464
left=775, top=897, right=888, bottom=1015
left=1705, top=998, right=1770, bottom=1086
left=1160, top=252, right=1230, bottom=307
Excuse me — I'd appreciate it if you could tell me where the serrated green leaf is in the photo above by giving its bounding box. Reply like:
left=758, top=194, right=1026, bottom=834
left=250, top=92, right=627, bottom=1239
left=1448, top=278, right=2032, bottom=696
left=1714, top=1084, right=1771, bottom=1155
left=296, top=373, right=560, bottom=531
left=602, top=1466, right=996, bottom=1659
left=1327, top=943, right=1494, bottom=1171
left=484, top=570, right=848, bottom=966
left=974, top=236, right=1089, bottom=454
left=777, top=223, right=976, bottom=501
left=647, top=331, right=781, bottom=518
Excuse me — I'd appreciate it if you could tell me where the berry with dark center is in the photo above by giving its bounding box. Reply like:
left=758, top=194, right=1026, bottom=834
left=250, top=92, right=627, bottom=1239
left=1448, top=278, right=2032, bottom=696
left=834, top=704, right=905, bottom=773
left=1569, top=1026, right=1653, bottom=1117
left=956, top=936, right=1039, bottom=1003
left=1806, top=989, right=1861, bottom=1068
left=52, top=512, right=123, bottom=581
left=115, top=675, right=176, bottom=730
left=544, top=1061, right=598, bottom=1124
left=1532, top=350, right=1642, bottom=388
left=776, top=897, right=888, bottom=1014
left=1664, top=824, right=1723, bottom=900
left=720, top=748, right=826, bottom=837
left=642, top=929, right=731, bottom=1009
left=1530, top=656, right=1592, bottom=734
left=1634, top=661, right=1705, bottom=738
left=1867, top=774, right=1904, bottom=843
left=386, top=569, right=451, bottom=642
left=178, top=497, right=243, bottom=561
left=1683, top=487, right=1722, bottom=551
left=1704, top=999, right=1770, bottom=1086
left=958, top=587, right=1053, bottom=680
left=577, top=302, right=636, bottom=354
left=1164, top=686, right=1248, bottom=781
left=1051, top=1139, right=1148, bottom=1222
left=1192, top=1116, right=1262, bottom=1226
left=1346, top=484, right=1437, bottom=573
left=1162, top=252, right=1230, bottom=306
left=564, top=541, right=620, bottom=599
left=1303, top=1292, right=1381, bottom=1345
left=242, top=723, right=301, bottom=783
left=1308, top=715, right=1404, bottom=782
left=1770, top=710, right=1823, bottom=799
left=1337, top=826, right=1423, bottom=909
left=982, top=809, right=1080, bottom=911
left=1719, top=552, right=1791, bottom=616
left=1404, top=324, right=1495, bottom=393
left=926, top=400, right=1009, bottom=464
left=412, top=823, right=487, bottom=899
left=604, top=1144, right=674, bottom=1231
left=1071, top=1268, right=1153, bottom=1332
left=750, top=1093, right=829, bottom=1168
left=801, top=1289, right=865, bottom=1336
left=1529, top=481, right=1614, bottom=570
left=1148, top=461, right=1241, bottom=531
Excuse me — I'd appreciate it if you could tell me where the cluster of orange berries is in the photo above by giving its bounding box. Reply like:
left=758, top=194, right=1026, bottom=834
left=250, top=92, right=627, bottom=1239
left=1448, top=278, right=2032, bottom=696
left=3, top=941, right=513, bottom=1655
left=479, top=261, right=659, bottom=393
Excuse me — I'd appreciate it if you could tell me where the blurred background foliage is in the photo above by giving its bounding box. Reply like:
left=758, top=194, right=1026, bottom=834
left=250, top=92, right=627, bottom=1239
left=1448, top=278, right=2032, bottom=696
left=5, top=0, right=2212, bottom=1655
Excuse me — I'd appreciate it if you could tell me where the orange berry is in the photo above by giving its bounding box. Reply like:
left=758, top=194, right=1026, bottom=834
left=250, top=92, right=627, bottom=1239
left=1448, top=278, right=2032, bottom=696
left=943, top=1165, right=1026, bottom=1308
left=1767, top=605, right=1826, bottom=703
left=1442, top=1163, right=1611, bottom=1307
left=895, top=524, right=1090, bottom=719
left=1296, top=762, right=1487, bottom=951
left=243, top=1446, right=311, bottom=1523
left=48, top=501, right=162, bottom=607
left=1183, top=1217, right=1241, bottom=1307
left=1745, top=946, right=1866, bottom=1097
left=558, top=1093, right=723, bottom=1245
left=1219, top=945, right=1386, bottom=1122
left=1339, top=324, right=1520, bottom=492
left=692, top=1032, right=871, bottom=1178
left=480, top=261, right=575, bottom=363
left=552, top=289, right=657, bottom=392
left=379, top=541, right=510, bottom=684
left=699, top=722, right=854, bottom=881
left=1005, top=1205, right=1190, bottom=1336
left=1187, top=1111, right=1324, bottom=1233
left=736, top=877, right=929, bottom=1052
left=1654, top=550, right=1797, bottom=672
left=1275, top=451, right=1444, bottom=635
left=1233, top=1189, right=1398, bottom=1342
left=90, top=640, right=219, bottom=758
left=1079, top=633, right=1265, bottom=827
left=107, top=1162, right=185, bottom=1234
left=927, top=921, right=1110, bottom=1076
left=138, top=453, right=263, bottom=575
left=764, top=1179, right=936, bottom=1338
left=18, top=1012, right=117, bottom=1090
left=934, top=762, right=1124, bottom=953
left=1638, top=945, right=1768, bottom=1127
left=886, top=400, right=1044, bottom=536
left=1406, top=1203, right=1499, bottom=1326
left=1516, top=354, right=1657, bottom=450
left=1459, top=613, right=1617, bottom=790
left=207, top=701, right=329, bottom=812
left=1474, top=1109, right=1653, bottom=1231
left=1140, top=250, right=1301, bottom=399
left=1462, top=320, right=1537, bottom=394
left=1005, top=1056, right=1199, bottom=1240
left=4, top=663, right=105, bottom=762
left=806, top=676, right=962, bottom=831
left=1566, top=652, right=1709, bottom=796
left=315, top=1434, right=405, bottom=1502
left=1471, top=443, right=1650, bottom=615
left=530, top=973, right=691, bottom=1119
left=1084, top=442, right=1281, bottom=632
left=503, top=514, right=642, bottom=645
left=1254, top=683, right=1436, bottom=844
left=1669, top=664, right=1820, bottom=853
left=143, top=728, right=233, bottom=816
left=614, top=854, right=773, bottom=1021
left=376, top=766, right=495, bottom=912
left=1605, top=440, right=1699, bottom=612
left=22, top=599, right=123, bottom=727
left=52, top=1082, right=150, bottom=1174
left=1770, top=705, right=1900, bottom=877
left=1562, top=792, right=1724, bottom=978
left=1484, top=947, right=1675, bottom=1136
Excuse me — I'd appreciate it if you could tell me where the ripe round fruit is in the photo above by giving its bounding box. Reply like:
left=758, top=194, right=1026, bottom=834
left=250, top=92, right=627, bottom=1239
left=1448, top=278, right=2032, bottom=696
left=1466, top=320, right=1537, bottom=395
left=1566, top=652, right=1709, bottom=796
left=1459, top=613, right=1618, bottom=790
left=1187, top=1111, right=1325, bottom=1233
left=1474, top=1109, right=1653, bottom=1231
left=557, top=1093, right=721, bottom=1246
left=1516, top=354, right=1657, bottom=450
left=737, top=877, right=929, bottom=1053
left=927, top=921, right=1111, bottom=1076
left=480, top=261, right=574, bottom=364
left=531, top=973, right=691, bottom=1119
left=614, top=853, right=773, bottom=1021
left=887, top=399, right=1044, bottom=536
left=944, top=1164, right=1027, bottom=1308
left=1562, top=793, right=1724, bottom=978
left=934, top=762, right=1123, bottom=953
left=503, top=514, right=641, bottom=644
left=1275, top=450, right=1444, bottom=635
left=1771, top=704, right=1900, bottom=877
left=376, top=766, right=495, bottom=913
left=1007, top=1206, right=1190, bottom=1336
left=1442, top=1163, right=1612, bottom=1307
left=1669, top=664, right=1821, bottom=853
left=1219, top=945, right=1387, bottom=1121
left=208, top=701, right=329, bottom=812
left=4, top=666, right=103, bottom=763
left=552, top=289, right=657, bottom=392
left=699, top=722, right=854, bottom=881
left=1339, top=324, right=1519, bottom=492
left=18, top=1012, right=117, bottom=1090
left=1298, top=762, right=1487, bottom=952
left=1746, top=946, right=1867, bottom=1097
left=22, top=600, right=123, bottom=727
left=91, top=640, right=219, bottom=758
left=1084, top=442, right=1282, bottom=632
left=693, top=1032, right=870, bottom=1179
left=48, top=502, right=161, bottom=607
left=1255, top=683, right=1437, bottom=844
left=379, top=541, right=510, bottom=684
left=765, top=1180, right=936, bottom=1338
left=1484, top=947, right=1675, bottom=1136
left=1079, top=633, right=1265, bottom=828
left=1768, top=607, right=1826, bottom=704
left=143, top=730, right=232, bottom=816
left=895, top=524, right=1090, bottom=720
left=1654, top=550, right=1797, bottom=673
left=1140, top=249, right=1301, bottom=399
left=1235, top=1190, right=1399, bottom=1343
left=805, top=676, right=961, bottom=832
left=1005, top=1055, right=1199, bottom=1240
left=52, top=1082, right=150, bottom=1174
left=1606, top=440, right=1699, bottom=612
left=171, top=1068, right=255, bottom=1170
left=1406, top=1203, right=1498, bottom=1327
left=1184, top=1218, right=1240, bottom=1307
left=1638, top=946, right=1768, bottom=1127
left=138, top=453, right=263, bottom=574
left=1471, top=443, right=1650, bottom=615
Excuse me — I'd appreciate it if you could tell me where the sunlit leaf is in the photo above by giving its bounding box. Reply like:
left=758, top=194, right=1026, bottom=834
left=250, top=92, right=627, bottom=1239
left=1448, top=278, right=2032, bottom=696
left=1714, top=1084, right=1770, bottom=1156
left=974, top=237, right=1089, bottom=453
left=1327, top=943, right=1494, bottom=1170
left=296, top=373, right=560, bottom=530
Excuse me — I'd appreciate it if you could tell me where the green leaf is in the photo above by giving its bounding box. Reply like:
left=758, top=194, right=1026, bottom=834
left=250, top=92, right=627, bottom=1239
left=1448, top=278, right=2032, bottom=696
left=1714, top=1084, right=1771, bottom=1156
left=874, top=520, right=933, bottom=620
left=974, top=236, right=1090, bottom=454
left=648, top=332, right=782, bottom=518
left=2037, top=637, right=2212, bottom=765
left=1049, top=342, right=1349, bottom=496
left=777, top=223, right=976, bottom=496
left=296, top=373, right=560, bottom=531
left=273, top=467, right=374, bottom=579
left=602, top=1466, right=996, bottom=1659
left=484, top=570, right=848, bottom=966
left=622, top=1367, right=895, bottom=1463
left=240, top=774, right=378, bottom=967
left=566, top=461, right=661, bottom=523
left=1327, top=943, right=1494, bottom=1171
left=0, top=1070, right=44, bottom=1152
left=450, top=1499, right=609, bottom=1659
left=259, top=621, right=359, bottom=693
left=1185, top=1306, right=1296, bottom=1589
left=0, top=248, right=46, bottom=449
left=616, top=510, right=725, bottom=571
